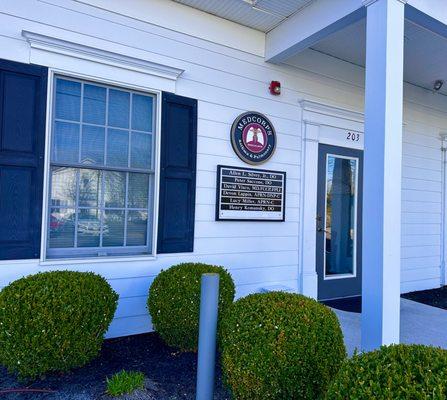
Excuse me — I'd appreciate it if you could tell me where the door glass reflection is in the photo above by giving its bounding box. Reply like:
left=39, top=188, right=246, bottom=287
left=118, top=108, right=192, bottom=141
left=325, top=155, right=358, bottom=276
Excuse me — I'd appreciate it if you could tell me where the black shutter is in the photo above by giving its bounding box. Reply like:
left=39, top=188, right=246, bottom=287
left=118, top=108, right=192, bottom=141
left=157, top=92, right=197, bottom=253
left=0, top=60, right=47, bottom=260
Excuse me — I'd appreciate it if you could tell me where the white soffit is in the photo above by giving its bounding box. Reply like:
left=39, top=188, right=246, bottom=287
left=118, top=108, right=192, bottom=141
left=171, top=0, right=315, bottom=32
left=301, top=18, right=447, bottom=95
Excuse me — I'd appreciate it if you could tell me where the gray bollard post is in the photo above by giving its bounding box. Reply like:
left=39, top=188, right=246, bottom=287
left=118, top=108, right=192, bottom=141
left=196, top=273, right=220, bottom=400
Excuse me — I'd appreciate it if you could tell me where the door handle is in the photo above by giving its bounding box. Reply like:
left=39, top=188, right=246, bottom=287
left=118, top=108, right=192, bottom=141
left=316, top=214, right=328, bottom=233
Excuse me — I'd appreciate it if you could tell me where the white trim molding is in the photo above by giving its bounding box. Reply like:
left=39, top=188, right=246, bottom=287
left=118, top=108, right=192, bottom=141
left=22, top=30, right=184, bottom=81
left=440, top=132, right=447, bottom=287
left=298, top=100, right=367, bottom=299
left=300, top=99, right=364, bottom=123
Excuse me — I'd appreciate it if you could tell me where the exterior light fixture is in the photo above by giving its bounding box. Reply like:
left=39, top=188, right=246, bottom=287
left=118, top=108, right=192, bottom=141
left=433, top=80, right=444, bottom=92
left=241, top=0, right=287, bottom=18
left=269, top=81, right=281, bottom=95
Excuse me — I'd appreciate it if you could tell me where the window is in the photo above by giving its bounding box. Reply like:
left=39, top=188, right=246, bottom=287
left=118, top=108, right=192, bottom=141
left=47, top=77, right=156, bottom=259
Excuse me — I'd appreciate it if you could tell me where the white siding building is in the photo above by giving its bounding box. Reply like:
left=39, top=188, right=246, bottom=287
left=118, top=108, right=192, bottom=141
left=0, top=0, right=446, bottom=349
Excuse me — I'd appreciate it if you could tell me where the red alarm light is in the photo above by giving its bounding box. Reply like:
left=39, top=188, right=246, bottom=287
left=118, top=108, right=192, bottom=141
left=269, top=81, right=281, bottom=95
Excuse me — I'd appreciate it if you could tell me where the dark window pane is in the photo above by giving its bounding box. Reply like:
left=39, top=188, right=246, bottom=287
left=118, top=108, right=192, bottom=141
left=104, top=171, right=126, bottom=208
left=108, top=89, right=130, bottom=128
left=130, top=132, right=151, bottom=169
left=55, top=79, right=81, bottom=121
left=103, top=210, right=124, bottom=246
left=49, top=208, right=75, bottom=248
left=132, top=94, right=153, bottom=132
left=127, top=210, right=147, bottom=246
left=51, top=167, right=77, bottom=207
left=77, top=208, right=101, bottom=247
left=83, top=84, right=106, bottom=124
left=52, top=121, right=79, bottom=163
left=106, top=128, right=129, bottom=168
left=79, top=169, right=101, bottom=207
left=81, top=125, right=105, bottom=165
left=128, top=173, right=149, bottom=208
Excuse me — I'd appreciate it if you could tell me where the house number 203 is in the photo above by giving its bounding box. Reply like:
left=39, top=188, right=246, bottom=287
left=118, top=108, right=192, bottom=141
left=346, top=132, right=360, bottom=142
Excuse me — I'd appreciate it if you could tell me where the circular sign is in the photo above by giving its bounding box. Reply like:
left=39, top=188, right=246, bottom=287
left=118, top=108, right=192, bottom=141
left=230, top=112, right=276, bottom=165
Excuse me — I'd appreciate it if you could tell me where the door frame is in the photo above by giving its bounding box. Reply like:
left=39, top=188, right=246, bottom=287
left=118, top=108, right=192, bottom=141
left=316, top=144, right=363, bottom=300
left=298, top=100, right=364, bottom=299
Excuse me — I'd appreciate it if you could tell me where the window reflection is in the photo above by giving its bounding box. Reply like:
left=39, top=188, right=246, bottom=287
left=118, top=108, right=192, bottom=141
left=325, top=155, right=357, bottom=276
left=48, top=77, right=155, bottom=257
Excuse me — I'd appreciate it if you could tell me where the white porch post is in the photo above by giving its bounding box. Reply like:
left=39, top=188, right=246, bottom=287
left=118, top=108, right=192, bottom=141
left=361, top=0, right=406, bottom=351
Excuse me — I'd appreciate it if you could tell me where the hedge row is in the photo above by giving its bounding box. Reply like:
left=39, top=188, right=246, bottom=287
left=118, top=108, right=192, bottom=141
left=1, top=264, right=446, bottom=400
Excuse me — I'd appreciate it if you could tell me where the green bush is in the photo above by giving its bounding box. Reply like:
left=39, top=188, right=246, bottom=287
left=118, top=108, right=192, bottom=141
left=0, top=271, right=118, bottom=380
left=147, top=263, right=235, bottom=351
left=326, top=344, right=447, bottom=399
left=220, top=291, right=346, bottom=400
left=106, top=370, right=145, bottom=397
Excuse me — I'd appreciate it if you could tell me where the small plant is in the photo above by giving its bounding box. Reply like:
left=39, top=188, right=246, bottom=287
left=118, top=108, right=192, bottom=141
left=325, top=344, right=447, bottom=399
left=0, top=271, right=118, bottom=380
left=220, top=291, right=346, bottom=400
left=147, top=263, right=235, bottom=351
left=106, top=370, right=145, bottom=397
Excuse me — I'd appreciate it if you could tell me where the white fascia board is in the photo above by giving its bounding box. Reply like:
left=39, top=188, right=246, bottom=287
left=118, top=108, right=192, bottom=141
left=406, top=1, right=447, bottom=39
left=407, top=0, right=447, bottom=26
left=265, top=0, right=365, bottom=63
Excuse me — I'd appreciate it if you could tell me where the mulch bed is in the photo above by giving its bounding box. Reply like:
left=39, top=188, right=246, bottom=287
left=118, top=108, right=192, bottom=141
left=402, top=286, right=447, bottom=310
left=0, top=332, right=230, bottom=400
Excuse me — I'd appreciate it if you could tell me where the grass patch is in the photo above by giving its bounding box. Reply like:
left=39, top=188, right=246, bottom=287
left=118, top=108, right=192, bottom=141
left=106, top=370, right=145, bottom=397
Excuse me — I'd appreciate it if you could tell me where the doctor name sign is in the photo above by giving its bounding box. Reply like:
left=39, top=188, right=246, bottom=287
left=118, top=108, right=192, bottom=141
left=231, top=111, right=276, bottom=165
left=216, top=165, right=286, bottom=221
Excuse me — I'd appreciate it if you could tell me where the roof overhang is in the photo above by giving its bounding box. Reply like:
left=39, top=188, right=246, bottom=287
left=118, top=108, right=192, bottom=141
left=265, top=0, right=365, bottom=63
left=266, top=0, right=447, bottom=64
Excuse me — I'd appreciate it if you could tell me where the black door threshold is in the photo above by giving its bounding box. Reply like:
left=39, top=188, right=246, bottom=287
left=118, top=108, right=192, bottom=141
left=321, top=296, right=362, bottom=313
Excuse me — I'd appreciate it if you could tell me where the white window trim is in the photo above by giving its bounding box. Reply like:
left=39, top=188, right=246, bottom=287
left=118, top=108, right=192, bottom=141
left=39, top=68, right=162, bottom=265
left=322, top=153, right=359, bottom=281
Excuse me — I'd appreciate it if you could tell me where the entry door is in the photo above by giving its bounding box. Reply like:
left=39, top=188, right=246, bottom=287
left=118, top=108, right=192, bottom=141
left=316, top=144, right=363, bottom=300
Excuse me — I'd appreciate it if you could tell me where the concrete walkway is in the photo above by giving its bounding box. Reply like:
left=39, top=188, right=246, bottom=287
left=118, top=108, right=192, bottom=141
left=333, top=298, right=447, bottom=355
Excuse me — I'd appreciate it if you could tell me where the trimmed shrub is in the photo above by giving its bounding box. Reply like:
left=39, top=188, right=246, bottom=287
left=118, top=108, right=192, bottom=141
left=326, top=344, right=447, bottom=399
left=0, top=271, right=118, bottom=380
left=147, top=263, right=235, bottom=351
left=220, top=291, right=346, bottom=400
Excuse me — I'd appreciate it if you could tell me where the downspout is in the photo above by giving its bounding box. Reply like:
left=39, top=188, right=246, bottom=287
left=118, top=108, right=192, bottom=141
left=440, top=133, right=447, bottom=287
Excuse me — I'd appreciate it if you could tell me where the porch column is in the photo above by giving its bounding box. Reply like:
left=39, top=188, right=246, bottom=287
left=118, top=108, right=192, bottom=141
left=361, top=0, right=406, bottom=351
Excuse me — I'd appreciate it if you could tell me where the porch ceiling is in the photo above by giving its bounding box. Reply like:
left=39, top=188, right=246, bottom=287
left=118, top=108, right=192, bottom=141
left=295, top=18, right=447, bottom=96
left=171, top=0, right=314, bottom=32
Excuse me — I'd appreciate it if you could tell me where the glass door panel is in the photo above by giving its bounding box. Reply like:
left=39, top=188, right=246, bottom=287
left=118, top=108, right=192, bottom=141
left=324, top=155, right=358, bottom=278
